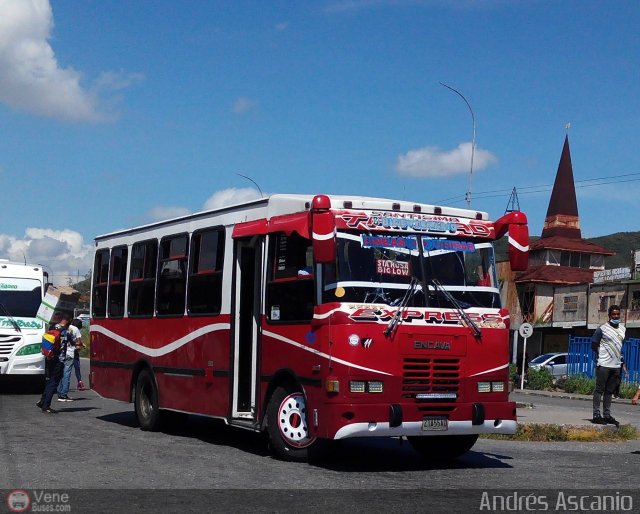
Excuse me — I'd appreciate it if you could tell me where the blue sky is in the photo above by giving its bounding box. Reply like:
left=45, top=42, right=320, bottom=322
left=0, top=0, right=639, bottom=284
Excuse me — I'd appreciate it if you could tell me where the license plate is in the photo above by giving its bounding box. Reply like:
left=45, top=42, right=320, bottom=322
left=422, top=416, right=448, bottom=431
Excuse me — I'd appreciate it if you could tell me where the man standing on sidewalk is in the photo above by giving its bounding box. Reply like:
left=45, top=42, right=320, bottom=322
left=591, top=305, right=624, bottom=426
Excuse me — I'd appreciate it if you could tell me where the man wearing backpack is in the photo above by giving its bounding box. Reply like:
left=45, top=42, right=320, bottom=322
left=36, top=315, right=71, bottom=413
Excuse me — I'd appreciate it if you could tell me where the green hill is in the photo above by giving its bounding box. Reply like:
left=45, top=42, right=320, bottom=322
left=589, top=232, right=640, bottom=269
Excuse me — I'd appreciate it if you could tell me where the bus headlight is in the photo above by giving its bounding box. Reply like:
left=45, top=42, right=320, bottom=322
left=477, top=381, right=506, bottom=393
left=350, top=381, right=366, bottom=393
left=477, top=381, right=491, bottom=393
left=16, top=344, right=41, bottom=356
left=491, top=381, right=505, bottom=392
left=367, top=381, right=384, bottom=393
left=349, top=381, right=384, bottom=393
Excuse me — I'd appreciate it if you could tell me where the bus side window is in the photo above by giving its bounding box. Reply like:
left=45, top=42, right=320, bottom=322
left=266, top=232, right=314, bottom=323
left=188, top=227, right=225, bottom=315
left=92, top=249, right=109, bottom=319
left=108, top=245, right=128, bottom=318
left=128, top=240, right=158, bottom=317
left=157, top=234, right=188, bottom=316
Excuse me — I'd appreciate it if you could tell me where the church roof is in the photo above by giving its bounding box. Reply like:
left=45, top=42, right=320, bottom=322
left=517, top=134, right=615, bottom=287
left=541, top=135, right=581, bottom=239
left=515, top=265, right=596, bottom=285
left=530, top=235, right=614, bottom=255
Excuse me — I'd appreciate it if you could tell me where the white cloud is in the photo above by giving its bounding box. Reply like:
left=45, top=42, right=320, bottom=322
left=275, top=22, right=289, bottom=31
left=203, top=187, right=263, bottom=210
left=0, top=0, right=141, bottom=122
left=0, top=228, right=93, bottom=285
left=146, top=206, right=192, bottom=223
left=395, top=142, right=497, bottom=178
left=233, top=97, right=258, bottom=114
left=0, top=189, right=262, bottom=285
left=142, top=187, right=263, bottom=223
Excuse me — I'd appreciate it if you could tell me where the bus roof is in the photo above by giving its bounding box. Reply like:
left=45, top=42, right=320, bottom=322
left=94, top=193, right=489, bottom=243
left=0, top=260, right=46, bottom=279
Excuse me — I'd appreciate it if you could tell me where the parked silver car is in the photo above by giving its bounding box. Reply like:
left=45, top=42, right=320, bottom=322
left=528, top=352, right=568, bottom=379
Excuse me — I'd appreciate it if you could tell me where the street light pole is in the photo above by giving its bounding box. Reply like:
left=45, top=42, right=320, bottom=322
left=440, top=82, right=476, bottom=208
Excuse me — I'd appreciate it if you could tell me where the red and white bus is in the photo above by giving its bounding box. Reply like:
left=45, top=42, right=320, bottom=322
left=89, top=194, right=528, bottom=461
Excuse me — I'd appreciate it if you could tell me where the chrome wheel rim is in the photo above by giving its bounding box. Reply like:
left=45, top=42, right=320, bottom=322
left=277, top=393, right=315, bottom=448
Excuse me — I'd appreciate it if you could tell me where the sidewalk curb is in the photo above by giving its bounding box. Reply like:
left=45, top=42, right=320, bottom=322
left=514, top=389, right=635, bottom=404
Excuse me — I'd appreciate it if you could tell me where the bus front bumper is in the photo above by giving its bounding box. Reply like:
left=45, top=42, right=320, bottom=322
left=0, top=354, right=45, bottom=375
left=318, top=400, right=517, bottom=440
left=333, top=419, right=517, bottom=439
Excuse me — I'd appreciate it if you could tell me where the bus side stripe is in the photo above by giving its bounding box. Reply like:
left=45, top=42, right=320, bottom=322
left=90, top=324, right=391, bottom=376
left=90, top=323, right=231, bottom=357
left=262, top=330, right=391, bottom=376
left=468, top=362, right=510, bottom=377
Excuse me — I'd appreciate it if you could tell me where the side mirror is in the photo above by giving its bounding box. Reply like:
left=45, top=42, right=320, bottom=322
left=508, top=223, right=529, bottom=271
left=312, top=211, right=336, bottom=263
left=494, top=211, right=529, bottom=272
left=311, top=195, right=336, bottom=264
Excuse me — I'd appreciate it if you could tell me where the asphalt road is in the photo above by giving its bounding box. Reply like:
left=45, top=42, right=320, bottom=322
left=512, top=390, right=640, bottom=427
left=1, top=361, right=639, bottom=513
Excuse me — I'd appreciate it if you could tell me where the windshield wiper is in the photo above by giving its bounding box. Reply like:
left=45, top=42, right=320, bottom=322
left=0, top=301, right=22, bottom=333
left=430, top=279, right=482, bottom=339
left=384, top=277, right=418, bottom=338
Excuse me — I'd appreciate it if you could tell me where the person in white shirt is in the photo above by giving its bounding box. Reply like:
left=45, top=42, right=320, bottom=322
left=590, top=305, right=624, bottom=426
left=56, top=318, right=83, bottom=402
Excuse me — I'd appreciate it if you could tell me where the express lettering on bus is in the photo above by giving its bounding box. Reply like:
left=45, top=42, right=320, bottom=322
left=349, top=308, right=504, bottom=325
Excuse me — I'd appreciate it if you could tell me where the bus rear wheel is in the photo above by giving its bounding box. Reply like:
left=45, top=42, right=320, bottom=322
left=266, top=386, right=317, bottom=462
left=408, top=434, right=478, bottom=460
left=134, top=369, right=161, bottom=431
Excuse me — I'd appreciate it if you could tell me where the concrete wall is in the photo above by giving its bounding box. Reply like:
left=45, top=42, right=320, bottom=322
left=587, top=283, right=626, bottom=329
left=553, top=285, right=588, bottom=328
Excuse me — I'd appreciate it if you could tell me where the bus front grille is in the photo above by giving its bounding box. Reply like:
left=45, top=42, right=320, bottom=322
left=402, top=357, right=461, bottom=400
left=0, top=335, right=21, bottom=356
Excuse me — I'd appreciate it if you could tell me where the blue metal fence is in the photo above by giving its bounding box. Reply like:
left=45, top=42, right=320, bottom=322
left=568, top=336, right=640, bottom=383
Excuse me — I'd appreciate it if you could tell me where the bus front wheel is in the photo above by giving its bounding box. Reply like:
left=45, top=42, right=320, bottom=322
left=266, top=386, right=317, bottom=462
left=408, top=434, right=478, bottom=460
left=134, top=369, right=161, bottom=431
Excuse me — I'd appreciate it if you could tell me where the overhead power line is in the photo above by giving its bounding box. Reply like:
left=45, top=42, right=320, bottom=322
left=434, top=171, right=640, bottom=206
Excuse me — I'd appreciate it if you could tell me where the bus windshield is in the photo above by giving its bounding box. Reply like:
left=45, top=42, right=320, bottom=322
left=0, top=279, right=43, bottom=318
left=321, top=231, right=500, bottom=309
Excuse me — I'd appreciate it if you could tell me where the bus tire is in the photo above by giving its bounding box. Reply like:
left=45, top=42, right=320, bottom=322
left=134, top=369, right=161, bottom=431
left=408, top=434, right=478, bottom=460
left=266, top=386, right=317, bottom=462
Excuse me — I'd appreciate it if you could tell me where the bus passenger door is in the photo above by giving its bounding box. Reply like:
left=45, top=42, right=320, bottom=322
left=231, top=236, right=263, bottom=421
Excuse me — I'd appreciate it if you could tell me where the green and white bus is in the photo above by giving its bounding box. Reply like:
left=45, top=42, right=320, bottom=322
left=0, top=260, right=48, bottom=377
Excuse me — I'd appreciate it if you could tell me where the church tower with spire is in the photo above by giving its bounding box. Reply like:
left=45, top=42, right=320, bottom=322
left=513, top=133, right=614, bottom=324
left=541, top=135, right=581, bottom=239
